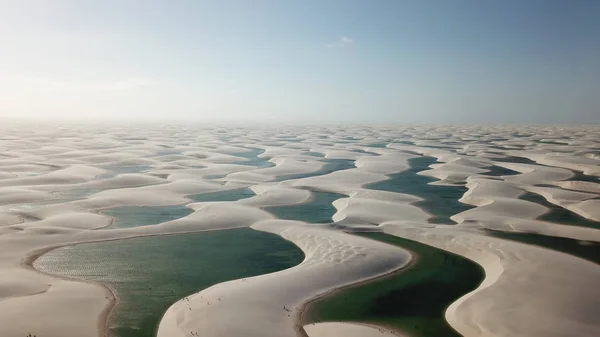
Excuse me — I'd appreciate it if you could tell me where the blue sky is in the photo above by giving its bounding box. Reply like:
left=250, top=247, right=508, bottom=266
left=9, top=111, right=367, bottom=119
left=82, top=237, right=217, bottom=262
left=1, top=0, right=599, bottom=123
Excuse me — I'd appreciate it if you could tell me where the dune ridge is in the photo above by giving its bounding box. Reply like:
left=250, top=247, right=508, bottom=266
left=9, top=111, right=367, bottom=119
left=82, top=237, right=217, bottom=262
left=0, top=122, right=599, bottom=337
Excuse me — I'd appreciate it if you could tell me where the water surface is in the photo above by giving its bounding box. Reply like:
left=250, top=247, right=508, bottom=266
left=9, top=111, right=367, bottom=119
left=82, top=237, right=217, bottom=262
left=234, top=148, right=274, bottom=168
left=265, top=191, right=345, bottom=224
left=488, top=230, right=599, bottom=264
left=366, top=156, right=473, bottom=224
left=275, top=158, right=355, bottom=182
left=305, top=232, right=484, bottom=337
left=188, top=187, right=256, bottom=203
left=36, top=228, right=304, bottom=337
left=520, top=192, right=600, bottom=229
left=103, top=206, right=193, bottom=229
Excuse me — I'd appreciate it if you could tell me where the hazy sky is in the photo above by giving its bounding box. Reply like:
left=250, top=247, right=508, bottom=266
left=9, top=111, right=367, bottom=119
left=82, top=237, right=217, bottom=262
left=1, top=1, right=599, bottom=123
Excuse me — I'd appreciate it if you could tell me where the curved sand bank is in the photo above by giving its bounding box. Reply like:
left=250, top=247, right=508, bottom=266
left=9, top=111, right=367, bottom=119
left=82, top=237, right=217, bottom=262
left=383, top=225, right=600, bottom=337
left=157, top=220, right=412, bottom=337
left=1, top=123, right=600, bottom=337
left=304, top=322, right=400, bottom=337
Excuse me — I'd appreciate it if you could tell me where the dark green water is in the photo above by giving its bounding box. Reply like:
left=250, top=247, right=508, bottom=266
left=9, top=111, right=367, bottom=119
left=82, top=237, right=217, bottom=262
left=188, top=188, right=256, bottom=203
left=103, top=206, right=193, bottom=229
left=275, top=158, right=355, bottom=182
left=204, top=173, right=226, bottom=180
left=265, top=191, right=345, bottom=224
left=102, top=189, right=257, bottom=229
left=365, top=142, right=389, bottom=148
left=366, top=156, right=473, bottom=224
left=492, top=156, right=538, bottom=165
left=483, top=165, right=520, bottom=177
left=234, top=148, right=274, bottom=168
left=35, top=229, right=304, bottom=337
left=488, top=231, right=600, bottom=264
left=520, top=192, right=600, bottom=229
left=306, top=151, right=325, bottom=158
left=305, top=232, right=484, bottom=337
left=393, top=140, right=415, bottom=145
left=566, top=171, right=599, bottom=183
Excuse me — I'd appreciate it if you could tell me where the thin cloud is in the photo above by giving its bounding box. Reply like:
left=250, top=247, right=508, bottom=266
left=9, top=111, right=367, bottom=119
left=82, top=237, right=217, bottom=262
left=327, top=36, right=354, bottom=48
left=108, top=77, right=159, bottom=90
left=13, top=76, right=159, bottom=92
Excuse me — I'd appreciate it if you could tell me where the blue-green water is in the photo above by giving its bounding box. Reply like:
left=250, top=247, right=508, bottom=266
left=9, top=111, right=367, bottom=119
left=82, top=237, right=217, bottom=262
left=520, top=192, right=600, bottom=229
left=265, top=190, right=345, bottom=224
left=204, top=173, right=227, bottom=180
left=488, top=144, right=527, bottom=150
left=306, top=232, right=484, bottom=337
left=35, top=229, right=304, bottom=337
left=101, top=189, right=256, bottom=230
left=103, top=206, right=193, bottom=229
left=366, top=156, right=473, bottom=224
left=365, top=142, right=389, bottom=148
left=488, top=230, right=600, bottom=264
left=306, top=151, right=325, bottom=158
left=275, top=158, right=355, bottom=182
left=188, top=188, right=256, bottom=203
left=234, top=148, right=274, bottom=168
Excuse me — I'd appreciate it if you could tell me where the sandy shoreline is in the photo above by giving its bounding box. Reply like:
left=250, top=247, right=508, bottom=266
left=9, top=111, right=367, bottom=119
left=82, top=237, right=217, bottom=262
left=26, top=227, right=413, bottom=337
left=23, top=243, right=116, bottom=337
left=1, top=123, right=600, bottom=337
left=296, top=241, right=417, bottom=337
left=21, top=224, right=249, bottom=337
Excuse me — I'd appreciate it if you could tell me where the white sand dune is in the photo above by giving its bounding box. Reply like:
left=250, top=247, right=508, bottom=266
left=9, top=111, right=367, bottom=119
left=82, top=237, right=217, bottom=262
left=0, top=123, right=599, bottom=337
left=157, top=220, right=411, bottom=337
left=383, top=225, right=600, bottom=337
left=0, top=187, right=57, bottom=205
left=555, top=180, right=600, bottom=194
left=242, top=185, right=312, bottom=208
left=305, top=322, right=401, bottom=337
left=226, top=156, right=324, bottom=184
left=333, top=192, right=429, bottom=224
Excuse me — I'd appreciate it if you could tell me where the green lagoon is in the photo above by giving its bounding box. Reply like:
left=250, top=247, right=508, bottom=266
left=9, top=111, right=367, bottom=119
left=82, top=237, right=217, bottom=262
left=367, top=156, right=473, bottom=224
left=305, top=232, right=484, bottom=337
left=35, top=229, right=304, bottom=337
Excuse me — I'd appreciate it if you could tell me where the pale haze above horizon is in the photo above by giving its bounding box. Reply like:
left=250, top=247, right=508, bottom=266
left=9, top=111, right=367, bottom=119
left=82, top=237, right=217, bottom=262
left=1, top=0, right=599, bottom=124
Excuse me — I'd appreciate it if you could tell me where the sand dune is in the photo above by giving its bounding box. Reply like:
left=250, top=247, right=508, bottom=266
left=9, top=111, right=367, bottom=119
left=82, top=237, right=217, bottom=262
left=0, top=123, right=599, bottom=337
left=158, top=220, right=411, bottom=337
left=305, top=322, right=400, bottom=337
